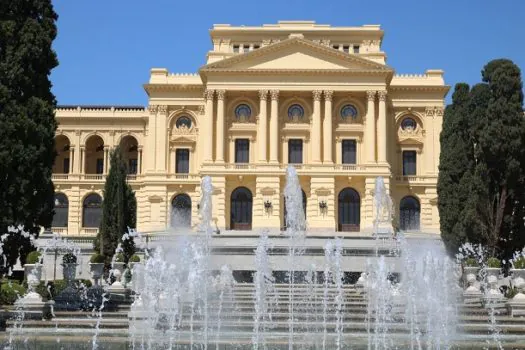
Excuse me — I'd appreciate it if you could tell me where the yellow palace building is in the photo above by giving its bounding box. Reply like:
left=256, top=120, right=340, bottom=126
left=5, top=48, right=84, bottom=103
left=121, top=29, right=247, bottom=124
left=51, top=21, right=449, bottom=236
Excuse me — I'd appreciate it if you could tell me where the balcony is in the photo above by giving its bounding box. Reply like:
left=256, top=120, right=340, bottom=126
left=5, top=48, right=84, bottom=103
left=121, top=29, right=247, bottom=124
left=394, top=175, right=437, bottom=186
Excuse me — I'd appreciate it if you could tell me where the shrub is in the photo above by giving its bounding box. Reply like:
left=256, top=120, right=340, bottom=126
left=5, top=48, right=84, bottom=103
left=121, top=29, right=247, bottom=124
left=90, top=253, right=105, bottom=264
left=464, top=257, right=479, bottom=267
left=25, top=251, right=42, bottom=265
left=114, top=253, right=125, bottom=263
left=513, top=257, right=525, bottom=269
left=0, top=281, right=26, bottom=305
left=129, top=254, right=141, bottom=263
left=62, top=253, right=77, bottom=264
left=487, top=257, right=501, bottom=268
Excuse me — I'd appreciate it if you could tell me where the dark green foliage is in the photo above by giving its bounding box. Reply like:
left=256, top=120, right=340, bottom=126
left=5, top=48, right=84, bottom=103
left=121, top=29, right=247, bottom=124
left=25, top=251, right=41, bottom=264
left=0, top=0, right=59, bottom=273
left=0, top=280, right=25, bottom=305
left=114, top=253, right=125, bottom=262
left=464, top=257, right=479, bottom=267
left=62, top=253, right=77, bottom=264
left=487, top=257, right=502, bottom=268
left=129, top=254, right=141, bottom=263
left=94, top=146, right=137, bottom=263
left=514, top=257, right=525, bottom=269
left=34, top=279, right=92, bottom=302
left=439, top=59, right=525, bottom=260
left=89, top=253, right=105, bottom=264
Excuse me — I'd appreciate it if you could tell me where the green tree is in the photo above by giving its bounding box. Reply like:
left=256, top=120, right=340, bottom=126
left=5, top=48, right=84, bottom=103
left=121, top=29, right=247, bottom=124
left=474, top=59, right=525, bottom=258
left=438, top=83, right=475, bottom=253
left=0, top=0, right=58, bottom=272
left=439, top=59, right=525, bottom=259
left=94, top=146, right=137, bottom=263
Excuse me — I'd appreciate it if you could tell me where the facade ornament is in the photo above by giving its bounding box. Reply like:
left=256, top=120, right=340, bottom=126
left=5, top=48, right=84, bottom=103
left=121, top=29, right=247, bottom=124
left=258, top=89, right=268, bottom=101
left=204, top=89, right=214, bottom=100
left=158, top=105, right=168, bottom=114
left=216, top=90, right=226, bottom=100
left=366, top=90, right=376, bottom=101
left=323, top=90, right=333, bottom=101
left=425, top=106, right=443, bottom=117
left=312, top=90, right=323, bottom=101
left=262, top=39, right=271, bottom=47
left=198, top=105, right=205, bottom=115
left=147, top=105, right=158, bottom=114
left=378, top=90, right=387, bottom=101
left=75, top=129, right=81, bottom=136
left=270, top=90, right=280, bottom=101
left=321, top=39, right=331, bottom=47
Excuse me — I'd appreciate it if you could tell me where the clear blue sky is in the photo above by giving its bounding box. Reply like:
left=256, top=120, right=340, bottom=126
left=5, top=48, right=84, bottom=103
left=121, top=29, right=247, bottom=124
left=50, top=0, right=525, bottom=106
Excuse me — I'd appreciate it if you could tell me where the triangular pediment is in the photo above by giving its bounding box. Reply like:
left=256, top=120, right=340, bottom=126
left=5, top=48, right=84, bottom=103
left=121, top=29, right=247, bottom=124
left=398, top=138, right=424, bottom=146
left=201, top=37, right=391, bottom=73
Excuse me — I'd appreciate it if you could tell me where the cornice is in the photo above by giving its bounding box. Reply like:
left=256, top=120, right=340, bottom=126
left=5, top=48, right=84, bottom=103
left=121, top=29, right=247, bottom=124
left=389, top=85, right=450, bottom=93
left=202, top=68, right=393, bottom=76
left=143, top=83, right=204, bottom=95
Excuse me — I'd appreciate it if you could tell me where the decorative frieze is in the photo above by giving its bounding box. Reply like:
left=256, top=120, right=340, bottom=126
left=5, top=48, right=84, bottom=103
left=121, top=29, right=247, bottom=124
left=425, top=106, right=444, bottom=118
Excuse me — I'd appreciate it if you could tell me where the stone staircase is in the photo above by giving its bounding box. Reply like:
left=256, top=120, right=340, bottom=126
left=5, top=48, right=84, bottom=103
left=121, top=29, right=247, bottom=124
left=3, top=283, right=525, bottom=349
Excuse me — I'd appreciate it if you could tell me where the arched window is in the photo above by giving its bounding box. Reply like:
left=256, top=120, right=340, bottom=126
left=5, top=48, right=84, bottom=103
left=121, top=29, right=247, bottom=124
left=171, top=194, right=192, bottom=228
left=400, top=196, right=420, bottom=231
left=52, top=193, right=69, bottom=228
left=288, top=104, right=304, bottom=121
left=83, top=193, right=102, bottom=228
left=283, top=189, right=307, bottom=230
left=338, top=188, right=360, bottom=232
left=401, top=117, right=417, bottom=131
left=53, top=135, right=71, bottom=174
left=234, top=104, right=252, bottom=121
left=230, top=187, right=253, bottom=230
left=340, top=104, right=358, bottom=121
left=120, top=135, right=139, bottom=174
left=176, top=116, right=192, bottom=129
left=85, top=135, right=105, bottom=175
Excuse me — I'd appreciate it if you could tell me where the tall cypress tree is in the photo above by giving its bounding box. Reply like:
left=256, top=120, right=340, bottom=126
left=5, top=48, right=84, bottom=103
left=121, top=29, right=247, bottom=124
left=475, top=59, right=525, bottom=258
left=94, top=146, right=136, bottom=263
left=0, top=1, right=58, bottom=270
left=438, top=84, right=473, bottom=253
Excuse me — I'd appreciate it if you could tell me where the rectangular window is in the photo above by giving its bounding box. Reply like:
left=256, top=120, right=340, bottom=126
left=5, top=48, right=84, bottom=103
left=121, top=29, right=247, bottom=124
left=63, top=158, right=70, bottom=174
left=128, top=159, right=138, bottom=174
left=96, top=158, right=104, bottom=174
left=332, top=44, right=339, bottom=50
left=235, top=139, right=250, bottom=163
left=176, top=149, right=190, bottom=174
left=233, top=45, right=239, bottom=53
left=253, top=44, right=260, bottom=50
left=353, top=45, right=360, bottom=54
left=342, top=140, right=357, bottom=164
left=243, top=44, right=250, bottom=52
left=288, top=139, right=303, bottom=164
left=403, top=151, right=417, bottom=175
left=343, top=45, right=350, bottom=53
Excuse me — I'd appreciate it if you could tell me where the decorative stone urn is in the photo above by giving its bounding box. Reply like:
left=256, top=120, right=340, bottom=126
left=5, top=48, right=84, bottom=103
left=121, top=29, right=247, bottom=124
left=507, top=269, right=525, bottom=316
left=89, top=263, right=105, bottom=287
left=485, top=268, right=503, bottom=300
left=62, top=263, right=78, bottom=286
left=463, top=266, right=482, bottom=297
left=108, top=262, right=127, bottom=293
left=17, top=263, right=45, bottom=317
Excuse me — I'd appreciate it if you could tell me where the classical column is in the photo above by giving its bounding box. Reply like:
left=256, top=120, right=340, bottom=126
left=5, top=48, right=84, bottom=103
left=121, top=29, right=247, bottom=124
left=204, top=89, right=214, bottom=162
left=311, top=90, right=322, bottom=163
left=365, top=90, right=376, bottom=163
left=216, top=90, right=226, bottom=163
left=323, top=90, right=333, bottom=163
left=103, top=146, right=109, bottom=175
left=79, top=146, right=84, bottom=174
left=258, top=90, right=268, bottom=162
left=377, top=90, right=387, bottom=163
left=137, top=146, right=143, bottom=174
left=269, top=90, right=279, bottom=163
left=156, top=105, right=168, bottom=172
left=69, top=146, right=75, bottom=174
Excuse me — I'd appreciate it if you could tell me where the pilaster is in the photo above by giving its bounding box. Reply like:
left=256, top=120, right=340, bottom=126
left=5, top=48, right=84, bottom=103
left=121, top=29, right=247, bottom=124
left=155, top=105, right=168, bottom=172
left=323, top=90, right=333, bottom=164
left=211, top=176, right=226, bottom=231
left=269, top=90, right=279, bottom=163
left=145, top=105, right=158, bottom=172
left=215, top=90, right=226, bottom=163
left=311, top=90, right=322, bottom=163
left=377, top=90, right=387, bottom=164
left=258, top=90, right=268, bottom=162
left=204, top=89, right=215, bottom=162
left=365, top=91, right=376, bottom=163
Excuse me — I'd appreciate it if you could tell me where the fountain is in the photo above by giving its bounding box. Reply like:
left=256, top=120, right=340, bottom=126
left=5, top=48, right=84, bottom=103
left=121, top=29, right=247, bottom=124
left=4, top=171, right=525, bottom=349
